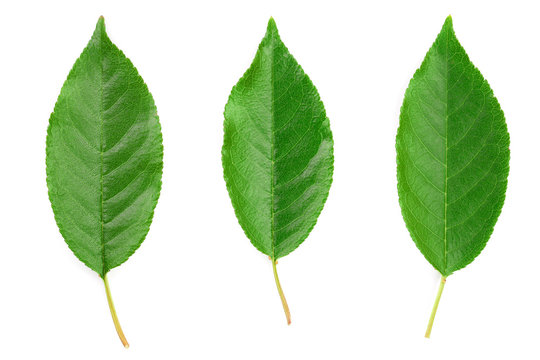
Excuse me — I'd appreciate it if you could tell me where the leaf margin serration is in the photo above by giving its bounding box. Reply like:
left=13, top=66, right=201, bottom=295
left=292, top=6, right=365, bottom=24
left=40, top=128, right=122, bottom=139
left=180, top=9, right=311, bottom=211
left=395, top=16, right=510, bottom=277
left=221, top=18, right=334, bottom=260
left=45, top=17, right=164, bottom=277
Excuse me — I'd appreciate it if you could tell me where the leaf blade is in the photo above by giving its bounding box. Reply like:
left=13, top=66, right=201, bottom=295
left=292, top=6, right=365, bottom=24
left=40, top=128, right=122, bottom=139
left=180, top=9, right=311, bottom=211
left=222, top=18, right=333, bottom=260
left=46, top=17, right=163, bottom=277
left=396, top=16, right=510, bottom=276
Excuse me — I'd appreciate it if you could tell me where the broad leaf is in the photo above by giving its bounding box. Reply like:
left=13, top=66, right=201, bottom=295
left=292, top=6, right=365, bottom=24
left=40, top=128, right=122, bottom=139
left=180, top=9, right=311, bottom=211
left=46, top=17, right=163, bottom=347
left=396, top=16, right=510, bottom=337
left=222, top=18, right=333, bottom=324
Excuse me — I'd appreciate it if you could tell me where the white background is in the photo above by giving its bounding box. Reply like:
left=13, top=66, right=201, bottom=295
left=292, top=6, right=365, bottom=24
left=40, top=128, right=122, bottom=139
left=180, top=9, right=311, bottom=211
left=0, top=0, right=538, bottom=359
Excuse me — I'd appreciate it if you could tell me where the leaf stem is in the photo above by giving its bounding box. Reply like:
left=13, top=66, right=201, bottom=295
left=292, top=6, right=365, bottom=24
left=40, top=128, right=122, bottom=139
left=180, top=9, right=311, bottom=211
left=272, top=259, right=291, bottom=325
left=425, top=276, right=446, bottom=338
left=103, top=274, right=130, bottom=348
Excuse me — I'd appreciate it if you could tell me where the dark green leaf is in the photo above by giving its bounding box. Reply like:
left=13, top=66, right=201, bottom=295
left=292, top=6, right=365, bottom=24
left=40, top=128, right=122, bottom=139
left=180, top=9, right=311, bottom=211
left=222, top=18, right=333, bottom=324
left=222, top=18, right=333, bottom=260
left=47, top=18, right=163, bottom=278
left=397, top=16, right=509, bottom=276
left=396, top=16, right=510, bottom=336
left=46, top=17, right=163, bottom=347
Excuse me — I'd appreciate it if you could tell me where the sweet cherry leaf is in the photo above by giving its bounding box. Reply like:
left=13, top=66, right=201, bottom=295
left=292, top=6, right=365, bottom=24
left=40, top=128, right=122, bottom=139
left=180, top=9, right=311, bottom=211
left=396, top=16, right=510, bottom=337
left=46, top=17, right=163, bottom=347
left=222, top=18, right=334, bottom=324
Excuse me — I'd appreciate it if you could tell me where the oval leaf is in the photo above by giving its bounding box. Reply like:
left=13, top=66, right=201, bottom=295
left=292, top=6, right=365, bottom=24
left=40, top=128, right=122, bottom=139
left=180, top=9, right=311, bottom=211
left=46, top=18, right=163, bottom=278
left=397, top=16, right=509, bottom=276
left=396, top=16, right=510, bottom=336
left=46, top=17, right=163, bottom=347
left=223, top=18, right=333, bottom=260
left=222, top=18, right=333, bottom=323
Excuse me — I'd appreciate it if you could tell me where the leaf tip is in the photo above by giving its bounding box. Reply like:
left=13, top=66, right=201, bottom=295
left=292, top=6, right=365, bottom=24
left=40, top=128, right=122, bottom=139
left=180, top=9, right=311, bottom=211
left=95, top=15, right=106, bottom=34
left=92, top=15, right=108, bottom=41
left=443, top=15, right=453, bottom=30
left=266, top=16, right=279, bottom=36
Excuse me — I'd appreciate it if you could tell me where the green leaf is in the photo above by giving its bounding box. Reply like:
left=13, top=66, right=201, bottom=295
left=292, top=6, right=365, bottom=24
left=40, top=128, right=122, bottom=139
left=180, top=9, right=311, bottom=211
left=396, top=16, right=510, bottom=337
left=46, top=17, right=163, bottom=347
left=222, top=18, right=334, bottom=324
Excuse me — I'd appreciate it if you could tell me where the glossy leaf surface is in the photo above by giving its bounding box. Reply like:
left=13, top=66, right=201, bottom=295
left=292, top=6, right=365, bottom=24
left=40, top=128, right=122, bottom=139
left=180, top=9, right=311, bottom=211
left=46, top=17, right=163, bottom=278
left=396, top=17, right=510, bottom=277
left=222, top=18, right=333, bottom=261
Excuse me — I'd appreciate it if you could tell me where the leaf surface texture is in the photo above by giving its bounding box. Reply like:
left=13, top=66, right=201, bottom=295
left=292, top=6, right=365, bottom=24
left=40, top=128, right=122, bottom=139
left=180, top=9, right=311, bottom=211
left=46, top=18, right=163, bottom=277
left=222, top=19, right=333, bottom=260
left=396, top=17, right=510, bottom=276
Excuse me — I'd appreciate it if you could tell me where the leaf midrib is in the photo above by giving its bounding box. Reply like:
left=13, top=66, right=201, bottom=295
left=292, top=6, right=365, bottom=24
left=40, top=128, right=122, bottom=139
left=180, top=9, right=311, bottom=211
left=270, top=36, right=276, bottom=261
left=99, top=30, right=106, bottom=276
left=443, top=28, right=449, bottom=273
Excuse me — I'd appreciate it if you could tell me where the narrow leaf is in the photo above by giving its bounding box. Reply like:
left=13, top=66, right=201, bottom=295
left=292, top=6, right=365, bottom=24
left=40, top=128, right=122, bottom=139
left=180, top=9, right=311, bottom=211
left=222, top=18, right=334, bottom=324
left=396, top=16, right=510, bottom=337
left=46, top=17, right=163, bottom=347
